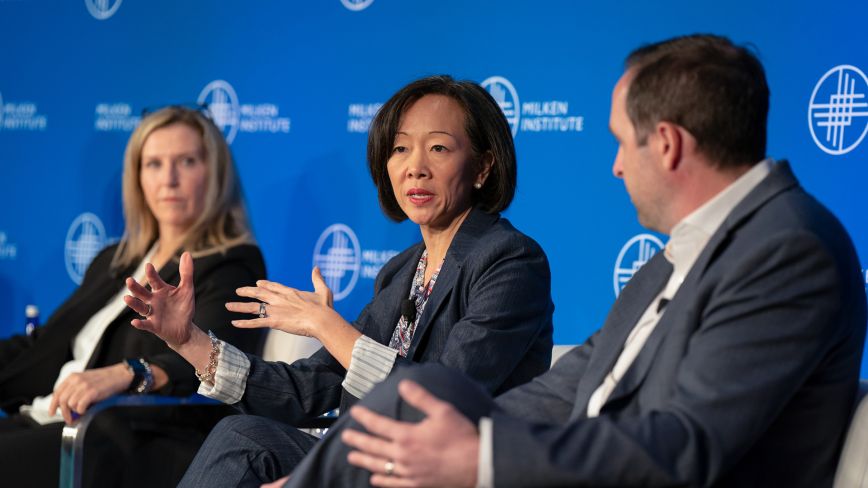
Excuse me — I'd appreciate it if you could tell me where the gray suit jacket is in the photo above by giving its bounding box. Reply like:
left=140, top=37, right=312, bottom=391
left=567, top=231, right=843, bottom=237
left=236, top=207, right=554, bottom=424
left=493, top=161, right=867, bottom=487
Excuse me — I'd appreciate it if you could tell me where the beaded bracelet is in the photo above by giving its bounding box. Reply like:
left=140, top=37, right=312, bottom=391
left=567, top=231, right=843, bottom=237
left=125, top=357, right=154, bottom=394
left=195, top=330, right=220, bottom=385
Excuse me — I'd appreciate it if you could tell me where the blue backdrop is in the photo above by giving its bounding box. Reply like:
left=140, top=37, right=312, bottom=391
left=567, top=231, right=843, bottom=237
left=2, top=0, right=867, bottom=372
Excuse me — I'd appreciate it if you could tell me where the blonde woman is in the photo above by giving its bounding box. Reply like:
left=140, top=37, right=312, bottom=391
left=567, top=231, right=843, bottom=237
left=0, top=106, right=266, bottom=487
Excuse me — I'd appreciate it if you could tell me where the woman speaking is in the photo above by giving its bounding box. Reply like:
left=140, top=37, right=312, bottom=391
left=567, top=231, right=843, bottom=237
left=125, top=75, right=554, bottom=486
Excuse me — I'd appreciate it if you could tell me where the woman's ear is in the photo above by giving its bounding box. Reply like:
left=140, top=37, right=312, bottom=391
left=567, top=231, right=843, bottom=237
left=475, top=150, right=495, bottom=187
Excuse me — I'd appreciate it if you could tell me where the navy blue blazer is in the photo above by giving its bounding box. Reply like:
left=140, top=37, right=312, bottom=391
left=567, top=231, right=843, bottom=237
left=235, top=207, right=554, bottom=424
left=492, top=162, right=867, bottom=487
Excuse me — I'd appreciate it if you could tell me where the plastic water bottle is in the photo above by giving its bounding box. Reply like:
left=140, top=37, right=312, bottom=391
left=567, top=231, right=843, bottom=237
left=25, top=305, right=39, bottom=336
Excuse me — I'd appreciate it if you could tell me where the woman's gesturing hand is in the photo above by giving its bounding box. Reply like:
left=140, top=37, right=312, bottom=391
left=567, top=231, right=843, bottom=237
left=123, top=252, right=197, bottom=349
left=226, top=266, right=336, bottom=339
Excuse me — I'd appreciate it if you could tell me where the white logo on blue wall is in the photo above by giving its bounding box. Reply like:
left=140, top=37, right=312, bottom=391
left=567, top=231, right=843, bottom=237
left=808, top=65, right=868, bottom=155
left=65, top=213, right=106, bottom=284
left=94, top=103, right=139, bottom=132
left=0, top=232, right=17, bottom=260
left=85, top=0, right=122, bottom=20
left=347, top=103, right=383, bottom=133
left=198, top=80, right=240, bottom=144
left=0, top=92, right=47, bottom=131
left=481, top=76, right=520, bottom=137
left=313, top=224, right=361, bottom=301
left=341, top=0, right=374, bottom=11
left=613, top=234, right=664, bottom=297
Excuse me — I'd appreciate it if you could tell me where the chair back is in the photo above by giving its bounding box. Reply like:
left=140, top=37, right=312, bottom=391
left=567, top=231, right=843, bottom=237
left=262, top=329, right=322, bottom=363
left=552, top=345, right=575, bottom=366
left=834, top=379, right=868, bottom=488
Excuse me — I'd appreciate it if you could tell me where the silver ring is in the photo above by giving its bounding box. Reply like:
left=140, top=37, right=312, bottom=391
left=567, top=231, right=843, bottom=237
left=144, top=303, right=153, bottom=317
left=258, top=302, right=267, bottom=318
left=384, top=460, right=395, bottom=476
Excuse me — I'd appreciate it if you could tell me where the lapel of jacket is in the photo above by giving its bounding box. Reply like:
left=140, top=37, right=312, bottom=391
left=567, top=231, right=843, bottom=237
left=598, top=161, right=800, bottom=411
left=158, top=254, right=182, bottom=286
left=571, top=253, right=673, bottom=416
left=55, top=258, right=129, bottom=345
left=687, top=160, right=798, bottom=280
left=368, top=245, right=424, bottom=344
left=405, top=208, right=498, bottom=359
left=86, top=250, right=184, bottom=368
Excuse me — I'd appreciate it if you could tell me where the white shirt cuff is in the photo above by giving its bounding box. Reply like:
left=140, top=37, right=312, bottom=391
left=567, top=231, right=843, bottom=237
left=197, top=340, right=251, bottom=404
left=477, top=417, right=494, bottom=488
left=342, top=335, right=398, bottom=399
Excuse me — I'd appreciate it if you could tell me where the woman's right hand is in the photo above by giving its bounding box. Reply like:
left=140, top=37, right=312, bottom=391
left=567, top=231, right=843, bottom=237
left=124, top=252, right=197, bottom=349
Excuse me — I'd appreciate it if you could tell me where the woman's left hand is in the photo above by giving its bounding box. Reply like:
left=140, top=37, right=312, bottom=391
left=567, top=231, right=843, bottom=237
left=227, top=266, right=336, bottom=339
left=48, top=363, right=132, bottom=424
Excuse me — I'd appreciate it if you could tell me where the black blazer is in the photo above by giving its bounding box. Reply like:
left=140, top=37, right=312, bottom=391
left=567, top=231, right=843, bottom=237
left=0, top=243, right=267, bottom=414
left=235, top=207, right=555, bottom=424
left=491, top=162, right=867, bottom=487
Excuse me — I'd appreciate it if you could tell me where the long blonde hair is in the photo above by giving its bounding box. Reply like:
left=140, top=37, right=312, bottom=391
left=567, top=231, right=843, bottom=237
left=111, top=106, right=252, bottom=270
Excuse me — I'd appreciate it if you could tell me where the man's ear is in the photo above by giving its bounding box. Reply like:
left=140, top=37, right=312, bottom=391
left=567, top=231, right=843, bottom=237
left=652, top=121, right=683, bottom=171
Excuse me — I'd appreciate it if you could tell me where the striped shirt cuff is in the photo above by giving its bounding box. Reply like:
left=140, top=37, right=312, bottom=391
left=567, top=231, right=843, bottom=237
left=342, top=335, right=398, bottom=400
left=477, top=417, right=494, bottom=488
left=197, top=340, right=251, bottom=405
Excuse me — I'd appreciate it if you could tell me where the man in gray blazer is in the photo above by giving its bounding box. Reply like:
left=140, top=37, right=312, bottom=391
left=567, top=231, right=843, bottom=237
left=280, top=34, right=867, bottom=488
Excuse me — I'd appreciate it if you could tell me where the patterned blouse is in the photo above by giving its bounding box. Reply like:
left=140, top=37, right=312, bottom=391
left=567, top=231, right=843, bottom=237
left=387, top=249, right=443, bottom=357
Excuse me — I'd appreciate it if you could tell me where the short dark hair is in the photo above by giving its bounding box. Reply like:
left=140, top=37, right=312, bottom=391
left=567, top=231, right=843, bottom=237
left=625, top=34, right=769, bottom=168
left=367, top=75, right=517, bottom=222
